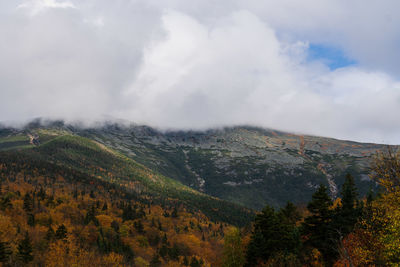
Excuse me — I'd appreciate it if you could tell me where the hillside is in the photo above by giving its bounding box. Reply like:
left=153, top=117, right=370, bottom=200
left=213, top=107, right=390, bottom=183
left=0, top=128, right=252, bottom=226
left=78, top=125, right=394, bottom=209
left=0, top=150, right=234, bottom=266
left=1, top=121, right=395, bottom=210
left=75, top=123, right=392, bottom=209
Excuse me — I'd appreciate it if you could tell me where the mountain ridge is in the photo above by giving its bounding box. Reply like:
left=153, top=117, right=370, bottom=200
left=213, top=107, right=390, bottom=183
left=1, top=119, right=396, bottom=210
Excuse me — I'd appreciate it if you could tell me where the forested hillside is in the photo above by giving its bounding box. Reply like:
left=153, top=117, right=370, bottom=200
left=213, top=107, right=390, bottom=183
left=14, top=120, right=390, bottom=209
left=222, top=150, right=400, bottom=266
left=2, top=121, right=391, bottom=210
left=0, top=145, right=246, bottom=266
left=0, top=129, right=252, bottom=226
left=1, top=122, right=399, bottom=266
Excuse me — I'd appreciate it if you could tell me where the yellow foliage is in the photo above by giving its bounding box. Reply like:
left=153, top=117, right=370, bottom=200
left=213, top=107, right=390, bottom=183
left=102, top=252, right=124, bottom=266
left=134, top=256, right=150, bottom=267
left=0, top=214, right=16, bottom=242
left=97, top=214, right=114, bottom=228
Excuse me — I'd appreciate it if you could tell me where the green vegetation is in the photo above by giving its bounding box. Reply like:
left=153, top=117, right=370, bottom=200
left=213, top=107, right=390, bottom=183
left=244, top=174, right=364, bottom=266
left=0, top=133, right=253, bottom=226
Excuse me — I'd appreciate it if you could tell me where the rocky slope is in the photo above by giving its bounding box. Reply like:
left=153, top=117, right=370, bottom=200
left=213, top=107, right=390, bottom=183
left=1, top=121, right=395, bottom=210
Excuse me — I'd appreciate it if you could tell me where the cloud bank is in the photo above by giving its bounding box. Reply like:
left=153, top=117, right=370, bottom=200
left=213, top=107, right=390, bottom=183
left=1, top=0, right=400, bottom=144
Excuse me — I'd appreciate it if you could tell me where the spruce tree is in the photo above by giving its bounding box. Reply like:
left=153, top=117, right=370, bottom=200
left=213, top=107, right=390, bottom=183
left=17, top=232, right=33, bottom=264
left=279, top=202, right=301, bottom=225
left=0, top=241, right=11, bottom=263
left=27, top=213, right=35, bottom=227
left=150, top=253, right=161, bottom=267
left=84, top=206, right=99, bottom=226
left=302, top=184, right=336, bottom=264
left=190, top=257, right=201, bottom=267
left=111, top=220, right=120, bottom=232
left=245, top=204, right=301, bottom=266
left=45, top=226, right=55, bottom=241
left=245, top=229, right=264, bottom=266
left=55, top=224, right=67, bottom=240
left=171, top=207, right=178, bottom=218
left=23, top=193, right=33, bottom=213
left=333, top=174, right=361, bottom=236
left=0, top=196, right=12, bottom=211
left=183, top=256, right=189, bottom=266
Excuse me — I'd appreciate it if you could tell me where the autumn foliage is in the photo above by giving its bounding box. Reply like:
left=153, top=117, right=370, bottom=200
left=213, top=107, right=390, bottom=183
left=0, top=160, right=228, bottom=266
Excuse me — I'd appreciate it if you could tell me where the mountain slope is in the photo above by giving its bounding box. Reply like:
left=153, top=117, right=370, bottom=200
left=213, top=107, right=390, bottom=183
left=0, top=142, right=235, bottom=266
left=75, top=124, right=393, bottom=209
left=1, top=121, right=395, bottom=210
left=0, top=129, right=253, bottom=226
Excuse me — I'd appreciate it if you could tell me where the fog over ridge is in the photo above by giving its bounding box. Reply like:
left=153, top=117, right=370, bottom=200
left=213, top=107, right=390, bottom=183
left=1, top=0, right=400, bottom=144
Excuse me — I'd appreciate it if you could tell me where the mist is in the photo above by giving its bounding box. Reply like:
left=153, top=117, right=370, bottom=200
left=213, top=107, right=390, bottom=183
left=1, top=0, right=400, bottom=144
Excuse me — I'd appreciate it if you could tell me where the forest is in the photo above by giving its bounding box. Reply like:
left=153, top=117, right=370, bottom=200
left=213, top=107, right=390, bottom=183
left=231, top=149, right=400, bottom=266
left=0, top=151, right=230, bottom=266
left=0, top=139, right=400, bottom=266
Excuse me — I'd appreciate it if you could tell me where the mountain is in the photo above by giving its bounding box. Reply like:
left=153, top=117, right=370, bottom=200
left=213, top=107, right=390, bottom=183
left=1, top=120, right=395, bottom=210
left=0, top=134, right=241, bottom=266
left=0, top=126, right=252, bottom=226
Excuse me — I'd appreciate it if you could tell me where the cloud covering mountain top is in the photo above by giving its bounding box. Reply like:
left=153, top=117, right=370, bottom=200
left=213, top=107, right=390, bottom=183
left=1, top=0, right=400, bottom=144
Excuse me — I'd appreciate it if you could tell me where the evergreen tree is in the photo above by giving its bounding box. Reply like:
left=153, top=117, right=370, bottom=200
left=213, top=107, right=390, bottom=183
left=245, top=229, right=264, bottom=266
left=17, top=232, right=33, bottom=264
left=55, top=224, right=68, bottom=240
left=333, top=174, right=361, bottom=236
left=162, top=233, right=168, bottom=245
left=150, top=253, right=161, bottom=267
left=111, top=220, right=120, bottom=232
left=183, top=256, right=189, bottom=266
left=190, top=257, right=201, bottom=267
left=23, top=192, right=33, bottom=212
left=0, top=241, right=11, bottom=263
left=136, top=220, right=144, bottom=233
left=27, top=213, right=35, bottom=227
left=122, top=203, right=137, bottom=221
left=0, top=195, right=12, bottom=211
left=37, top=186, right=46, bottom=200
left=245, top=204, right=300, bottom=266
left=279, top=202, right=301, bottom=225
left=84, top=206, right=99, bottom=226
left=158, top=220, right=163, bottom=231
left=73, top=188, right=78, bottom=200
left=302, top=184, right=336, bottom=264
left=171, top=207, right=178, bottom=218
left=159, top=245, right=168, bottom=258
left=168, top=243, right=180, bottom=260
left=45, top=226, right=55, bottom=241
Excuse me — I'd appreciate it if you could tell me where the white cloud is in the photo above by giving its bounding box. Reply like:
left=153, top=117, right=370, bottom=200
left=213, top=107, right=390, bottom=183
left=18, top=0, right=75, bottom=16
left=1, top=0, right=400, bottom=144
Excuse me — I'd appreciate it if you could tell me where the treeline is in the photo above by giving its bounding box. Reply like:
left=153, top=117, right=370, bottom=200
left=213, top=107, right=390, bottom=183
left=222, top=149, right=400, bottom=266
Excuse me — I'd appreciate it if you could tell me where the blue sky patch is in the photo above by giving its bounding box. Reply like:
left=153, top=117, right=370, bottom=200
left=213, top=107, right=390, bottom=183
left=307, top=43, right=357, bottom=70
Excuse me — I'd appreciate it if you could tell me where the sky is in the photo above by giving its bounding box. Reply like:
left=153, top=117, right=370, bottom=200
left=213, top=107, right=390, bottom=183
left=1, top=0, right=400, bottom=144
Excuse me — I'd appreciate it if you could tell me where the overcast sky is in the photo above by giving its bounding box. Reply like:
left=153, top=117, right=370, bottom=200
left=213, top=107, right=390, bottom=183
left=1, top=0, right=400, bottom=144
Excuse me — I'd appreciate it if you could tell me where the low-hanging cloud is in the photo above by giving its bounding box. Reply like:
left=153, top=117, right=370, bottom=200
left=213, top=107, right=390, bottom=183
left=1, top=0, right=400, bottom=144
